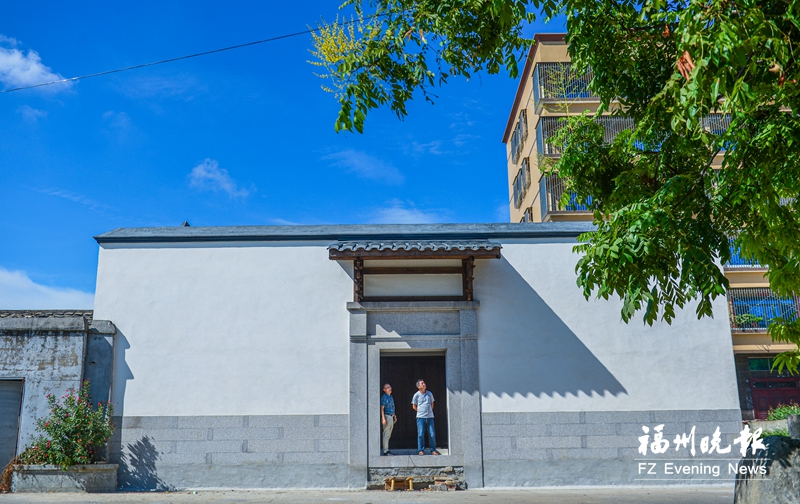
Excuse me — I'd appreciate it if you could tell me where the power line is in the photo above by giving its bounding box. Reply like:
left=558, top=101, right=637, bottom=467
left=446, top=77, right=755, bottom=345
left=0, top=17, right=370, bottom=94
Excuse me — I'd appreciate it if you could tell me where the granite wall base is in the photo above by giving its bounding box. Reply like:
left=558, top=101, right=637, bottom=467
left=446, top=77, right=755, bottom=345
left=482, top=409, right=743, bottom=487
left=108, top=414, right=348, bottom=490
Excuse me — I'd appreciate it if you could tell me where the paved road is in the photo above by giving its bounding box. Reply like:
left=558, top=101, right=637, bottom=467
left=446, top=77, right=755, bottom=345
left=1, top=487, right=734, bottom=503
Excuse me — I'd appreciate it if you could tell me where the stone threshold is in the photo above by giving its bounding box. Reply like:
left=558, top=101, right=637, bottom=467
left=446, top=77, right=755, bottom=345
left=369, top=453, right=464, bottom=468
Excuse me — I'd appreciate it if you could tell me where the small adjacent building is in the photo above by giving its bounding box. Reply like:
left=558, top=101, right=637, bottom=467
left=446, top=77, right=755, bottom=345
left=0, top=310, right=115, bottom=467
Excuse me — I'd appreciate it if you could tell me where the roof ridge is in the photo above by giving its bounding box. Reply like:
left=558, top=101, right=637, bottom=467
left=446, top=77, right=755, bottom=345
left=95, top=222, right=595, bottom=244
left=0, top=310, right=94, bottom=321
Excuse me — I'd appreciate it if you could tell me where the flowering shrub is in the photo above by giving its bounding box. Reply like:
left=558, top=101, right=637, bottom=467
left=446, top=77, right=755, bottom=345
left=19, top=381, right=114, bottom=469
left=767, top=403, right=800, bottom=421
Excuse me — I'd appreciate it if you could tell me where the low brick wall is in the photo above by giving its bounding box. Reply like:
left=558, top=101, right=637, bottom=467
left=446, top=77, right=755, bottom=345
left=745, top=419, right=787, bottom=432
left=11, top=464, right=118, bottom=493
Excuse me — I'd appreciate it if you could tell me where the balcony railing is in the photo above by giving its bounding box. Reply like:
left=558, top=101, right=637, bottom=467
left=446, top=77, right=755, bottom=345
left=702, top=114, right=732, bottom=136
left=537, top=115, right=635, bottom=156
left=539, top=173, right=593, bottom=217
left=532, top=62, right=596, bottom=109
left=536, top=114, right=732, bottom=157
left=728, top=288, right=799, bottom=332
left=703, top=114, right=733, bottom=152
left=726, top=240, right=762, bottom=269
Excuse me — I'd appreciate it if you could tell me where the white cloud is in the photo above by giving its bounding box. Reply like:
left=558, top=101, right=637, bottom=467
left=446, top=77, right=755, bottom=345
left=102, top=110, right=131, bottom=130
left=494, top=202, right=510, bottom=222
left=17, top=105, right=47, bottom=121
left=323, top=150, right=405, bottom=185
left=189, top=159, right=250, bottom=198
left=268, top=217, right=302, bottom=226
left=411, top=140, right=446, bottom=155
left=448, top=111, right=477, bottom=129
left=0, top=35, right=19, bottom=46
left=453, top=133, right=480, bottom=147
left=370, top=200, right=445, bottom=224
left=0, top=268, right=93, bottom=309
left=0, top=36, right=70, bottom=92
left=35, top=188, right=112, bottom=214
left=117, top=74, right=207, bottom=101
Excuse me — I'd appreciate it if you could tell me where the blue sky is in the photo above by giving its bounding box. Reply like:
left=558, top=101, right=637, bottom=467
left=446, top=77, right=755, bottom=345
left=0, top=2, right=564, bottom=308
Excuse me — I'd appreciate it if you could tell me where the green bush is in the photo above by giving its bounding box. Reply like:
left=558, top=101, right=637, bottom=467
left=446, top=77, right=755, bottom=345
left=19, top=381, right=114, bottom=469
left=762, top=427, right=790, bottom=437
left=766, top=403, right=800, bottom=421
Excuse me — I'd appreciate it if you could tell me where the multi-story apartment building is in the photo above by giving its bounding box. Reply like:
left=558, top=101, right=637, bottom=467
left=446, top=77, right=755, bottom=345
left=504, top=34, right=800, bottom=420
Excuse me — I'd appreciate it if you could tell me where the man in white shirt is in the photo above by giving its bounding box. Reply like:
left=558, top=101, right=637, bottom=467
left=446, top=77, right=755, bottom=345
left=411, top=378, right=439, bottom=455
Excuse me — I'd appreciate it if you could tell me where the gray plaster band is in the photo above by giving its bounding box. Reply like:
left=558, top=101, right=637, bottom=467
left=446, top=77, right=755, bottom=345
left=0, top=317, right=88, bottom=332
left=107, top=409, right=744, bottom=489
left=89, top=320, right=117, bottom=334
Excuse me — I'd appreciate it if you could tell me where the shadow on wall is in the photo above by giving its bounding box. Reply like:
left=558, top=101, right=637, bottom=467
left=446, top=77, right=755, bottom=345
left=111, top=436, right=172, bottom=491
left=111, top=331, right=134, bottom=416
left=106, top=329, right=155, bottom=490
left=478, top=257, right=628, bottom=399
left=84, top=333, right=114, bottom=406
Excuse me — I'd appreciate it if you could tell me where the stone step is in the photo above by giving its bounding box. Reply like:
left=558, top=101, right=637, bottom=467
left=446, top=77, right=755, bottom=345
left=367, top=466, right=465, bottom=491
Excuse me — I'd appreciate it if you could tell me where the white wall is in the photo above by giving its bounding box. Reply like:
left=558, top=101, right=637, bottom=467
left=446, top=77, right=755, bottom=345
left=94, top=236, right=740, bottom=417
left=477, top=240, right=740, bottom=412
left=93, top=242, right=352, bottom=417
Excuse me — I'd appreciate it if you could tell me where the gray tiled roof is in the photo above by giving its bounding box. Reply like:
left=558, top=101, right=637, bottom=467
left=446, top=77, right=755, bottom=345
left=0, top=310, right=93, bottom=324
left=329, top=240, right=501, bottom=253
left=95, top=222, right=594, bottom=244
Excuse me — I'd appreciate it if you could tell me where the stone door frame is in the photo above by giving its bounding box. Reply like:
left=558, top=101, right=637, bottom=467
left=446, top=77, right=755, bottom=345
left=347, top=301, right=483, bottom=488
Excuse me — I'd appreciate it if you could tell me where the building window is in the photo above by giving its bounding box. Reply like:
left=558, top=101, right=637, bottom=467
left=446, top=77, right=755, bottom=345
left=748, top=358, right=772, bottom=372
left=509, top=109, right=528, bottom=164
left=512, top=158, right=531, bottom=209
left=728, top=288, right=800, bottom=332
left=520, top=207, right=534, bottom=223
left=512, top=174, right=523, bottom=209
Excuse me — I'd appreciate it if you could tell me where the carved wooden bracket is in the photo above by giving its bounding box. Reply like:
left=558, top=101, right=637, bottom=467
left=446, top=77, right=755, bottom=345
left=463, top=256, right=475, bottom=302
left=353, top=258, right=364, bottom=302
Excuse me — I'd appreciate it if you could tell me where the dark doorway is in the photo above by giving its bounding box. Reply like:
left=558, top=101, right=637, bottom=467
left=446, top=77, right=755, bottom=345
left=0, top=380, right=23, bottom=466
left=380, top=354, right=448, bottom=451
left=752, top=378, right=800, bottom=419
